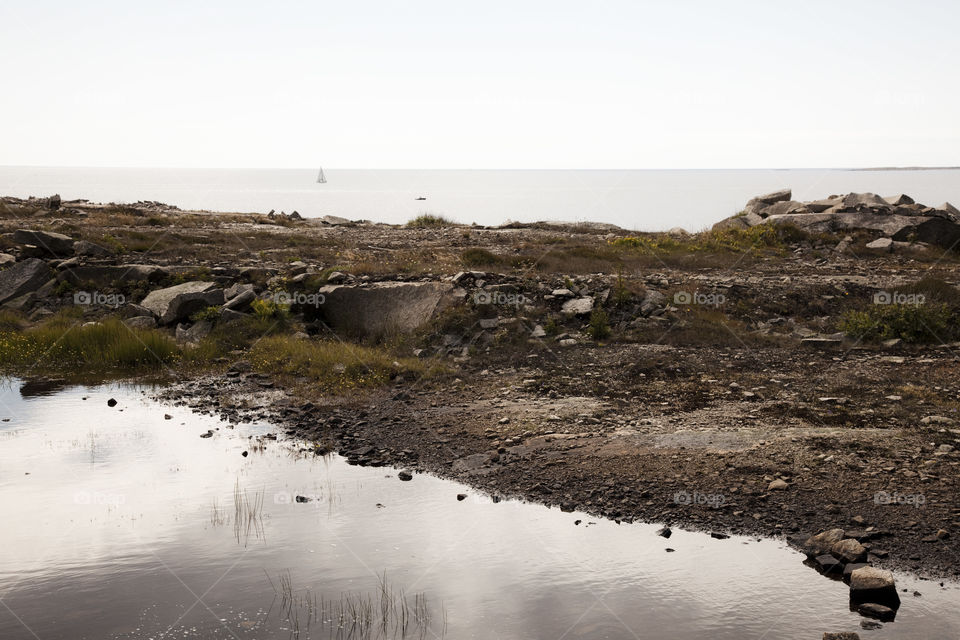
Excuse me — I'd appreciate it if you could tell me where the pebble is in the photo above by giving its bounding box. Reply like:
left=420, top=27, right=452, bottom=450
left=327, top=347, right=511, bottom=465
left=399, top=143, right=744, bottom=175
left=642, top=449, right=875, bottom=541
left=768, top=479, right=789, bottom=491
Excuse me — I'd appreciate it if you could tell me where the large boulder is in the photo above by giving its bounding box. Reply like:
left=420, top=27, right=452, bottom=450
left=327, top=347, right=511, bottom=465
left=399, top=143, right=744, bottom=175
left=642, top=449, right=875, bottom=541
left=711, top=215, right=750, bottom=231
left=176, top=320, right=213, bottom=344
left=831, top=538, right=868, bottom=564
left=839, top=192, right=891, bottom=212
left=931, top=202, right=960, bottom=223
left=140, top=281, right=224, bottom=325
left=806, top=197, right=842, bottom=213
left=12, top=229, right=74, bottom=256
left=562, top=297, right=594, bottom=316
left=59, top=264, right=166, bottom=286
left=73, top=240, right=114, bottom=257
left=223, top=288, right=256, bottom=311
left=320, top=215, right=352, bottom=226
left=640, top=290, right=667, bottom=316
left=849, top=566, right=900, bottom=609
left=317, top=281, right=454, bottom=339
left=884, top=194, right=914, bottom=206
left=865, top=237, right=893, bottom=251
left=744, top=189, right=792, bottom=215
left=761, top=200, right=809, bottom=216
left=0, top=258, right=53, bottom=305
left=803, top=528, right=845, bottom=557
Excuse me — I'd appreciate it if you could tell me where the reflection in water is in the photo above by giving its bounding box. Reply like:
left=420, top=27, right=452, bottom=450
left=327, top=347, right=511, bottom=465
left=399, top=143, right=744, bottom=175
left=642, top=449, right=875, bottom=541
left=267, top=570, right=444, bottom=640
left=18, top=377, right=69, bottom=397
left=0, top=380, right=959, bottom=640
left=234, top=479, right=265, bottom=546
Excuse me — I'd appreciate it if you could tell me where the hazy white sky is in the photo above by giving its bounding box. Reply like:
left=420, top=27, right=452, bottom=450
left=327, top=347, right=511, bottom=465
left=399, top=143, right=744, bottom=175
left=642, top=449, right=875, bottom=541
left=2, top=0, right=957, bottom=169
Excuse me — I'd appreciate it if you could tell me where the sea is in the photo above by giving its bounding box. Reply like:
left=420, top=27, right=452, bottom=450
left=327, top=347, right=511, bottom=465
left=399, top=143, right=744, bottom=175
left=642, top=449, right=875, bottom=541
left=1, top=166, right=958, bottom=232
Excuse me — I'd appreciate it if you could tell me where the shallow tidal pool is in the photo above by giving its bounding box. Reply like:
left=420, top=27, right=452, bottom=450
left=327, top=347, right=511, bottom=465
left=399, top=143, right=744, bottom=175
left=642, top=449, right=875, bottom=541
left=0, top=379, right=958, bottom=639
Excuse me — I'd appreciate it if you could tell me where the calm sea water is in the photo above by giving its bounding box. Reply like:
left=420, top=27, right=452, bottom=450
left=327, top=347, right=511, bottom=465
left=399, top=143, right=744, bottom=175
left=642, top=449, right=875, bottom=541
left=1, top=166, right=959, bottom=232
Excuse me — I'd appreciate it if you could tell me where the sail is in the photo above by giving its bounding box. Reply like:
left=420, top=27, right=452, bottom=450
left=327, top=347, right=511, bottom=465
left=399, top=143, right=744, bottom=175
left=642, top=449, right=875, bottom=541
left=317, top=168, right=327, bottom=184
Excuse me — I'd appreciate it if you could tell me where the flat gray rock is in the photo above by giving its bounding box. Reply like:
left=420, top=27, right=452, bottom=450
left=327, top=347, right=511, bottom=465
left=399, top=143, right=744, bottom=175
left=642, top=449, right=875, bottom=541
left=561, top=297, right=594, bottom=316
left=73, top=240, right=114, bottom=257
left=865, top=237, right=893, bottom=251
left=141, top=281, right=223, bottom=325
left=0, top=258, right=52, bottom=306
left=761, top=200, right=809, bottom=216
left=12, top=229, right=74, bottom=256
left=123, top=315, right=157, bottom=330
left=317, top=281, right=454, bottom=339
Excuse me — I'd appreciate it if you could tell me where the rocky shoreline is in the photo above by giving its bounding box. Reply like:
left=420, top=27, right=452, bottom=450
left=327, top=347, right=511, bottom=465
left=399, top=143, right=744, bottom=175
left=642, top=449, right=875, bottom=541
left=3, top=190, right=960, bottom=613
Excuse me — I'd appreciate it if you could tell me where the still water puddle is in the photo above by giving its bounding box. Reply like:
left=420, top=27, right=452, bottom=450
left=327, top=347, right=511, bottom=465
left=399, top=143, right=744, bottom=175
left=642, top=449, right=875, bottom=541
left=0, top=379, right=958, bottom=639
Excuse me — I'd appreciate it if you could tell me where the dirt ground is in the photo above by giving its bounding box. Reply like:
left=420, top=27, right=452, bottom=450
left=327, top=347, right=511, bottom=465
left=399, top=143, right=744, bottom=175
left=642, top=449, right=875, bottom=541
left=158, top=335, right=960, bottom=581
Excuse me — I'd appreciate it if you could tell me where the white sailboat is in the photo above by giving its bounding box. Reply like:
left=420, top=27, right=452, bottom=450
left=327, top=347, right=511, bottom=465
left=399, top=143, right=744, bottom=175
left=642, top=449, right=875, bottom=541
left=316, top=168, right=327, bottom=184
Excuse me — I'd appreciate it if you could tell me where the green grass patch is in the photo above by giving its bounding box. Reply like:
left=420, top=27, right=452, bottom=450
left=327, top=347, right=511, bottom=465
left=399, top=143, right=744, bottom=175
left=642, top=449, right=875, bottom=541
left=609, top=224, right=814, bottom=256
left=249, top=335, right=428, bottom=392
left=0, top=315, right=179, bottom=372
left=183, top=313, right=291, bottom=363
left=0, top=311, right=26, bottom=332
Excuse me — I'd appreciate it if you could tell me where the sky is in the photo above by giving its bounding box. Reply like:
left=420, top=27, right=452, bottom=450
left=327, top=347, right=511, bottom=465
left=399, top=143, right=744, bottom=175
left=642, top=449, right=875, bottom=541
left=1, top=0, right=958, bottom=169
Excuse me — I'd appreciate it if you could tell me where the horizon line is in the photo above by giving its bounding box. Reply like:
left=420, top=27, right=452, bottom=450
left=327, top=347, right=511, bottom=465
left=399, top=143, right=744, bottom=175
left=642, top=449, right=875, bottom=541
left=3, top=164, right=960, bottom=172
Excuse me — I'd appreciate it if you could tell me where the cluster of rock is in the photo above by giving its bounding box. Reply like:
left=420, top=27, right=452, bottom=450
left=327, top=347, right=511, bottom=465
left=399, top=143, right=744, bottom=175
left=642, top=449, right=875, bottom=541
left=264, top=210, right=355, bottom=226
left=266, top=209, right=302, bottom=221
left=1, top=225, right=676, bottom=345
left=715, top=189, right=960, bottom=249
left=803, top=526, right=901, bottom=623
left=428, top=270, right=671, bottom=355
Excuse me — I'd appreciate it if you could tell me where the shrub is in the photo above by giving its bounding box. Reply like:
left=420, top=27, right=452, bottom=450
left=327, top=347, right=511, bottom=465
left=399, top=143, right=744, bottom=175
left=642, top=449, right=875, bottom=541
left=461, top=248, right=501, bottom=267
left=587, top=308, right=611, bottom=340
left=406, top=214, right=455, bottom=228
left=839, top=303, right=954, bottom=343
left=543, top=318, right=560, bottom=336
left=612, top=269, right=635, bottom=306
left=190, top=306, right=222, bottom=323
left=251, top=297, right=290, bottom=321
